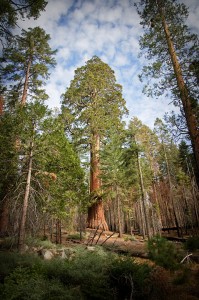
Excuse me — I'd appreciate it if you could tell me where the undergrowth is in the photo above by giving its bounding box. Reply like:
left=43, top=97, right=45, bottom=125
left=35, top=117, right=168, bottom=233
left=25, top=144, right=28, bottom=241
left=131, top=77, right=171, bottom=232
left=147, top=235, right=181, bottom=270
left=0, top=246, right=164, bottom=300
left=184, top=235, right=199, bottom=251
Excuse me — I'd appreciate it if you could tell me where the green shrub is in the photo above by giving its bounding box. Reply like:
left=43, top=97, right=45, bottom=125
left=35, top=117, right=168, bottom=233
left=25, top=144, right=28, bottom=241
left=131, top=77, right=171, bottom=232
left=1, top=267, right=82, bottom=300
left=109, top=256, right=152, bottom=299
left=172, top=267, right=191, bottom=285
left=0, top=247, right=160, bottom=300
left=65, top=247, right=112, bottom=299
left=147, top=235, right=180, bottom=270
left=25, top=236, right=56, bottom=249
left=0, top=252, right=46, bottom=283
left=184, top=236, right=199, bottom=251
left=0, top=237, right=18, bottom=250
left=67, top=233, right=83, bottom=240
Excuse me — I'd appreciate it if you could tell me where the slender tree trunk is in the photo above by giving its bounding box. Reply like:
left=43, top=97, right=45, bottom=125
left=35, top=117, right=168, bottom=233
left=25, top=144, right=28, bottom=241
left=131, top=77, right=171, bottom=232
left=87, top=132, right=108, bottom=230
left=137, top=151, right=151, bottom=238
left=149, top=154, right=162, bottom=234
left=56, top=219, right=62, bottom=244
left=0, top=199, right=9, bottom=236
left=50, top=218, right=53, bottom=241
left=163, top=143, right=181, bottom=237
left=18, top=139, right=34, bottom=252
left=0, top=95, right=10, bottom=235
left=138, top=199, right=146, bottom=238
left=0, top=95, right=4, bottom=115
left=21, top=57, right=31, bottom=105
left=158, top=2, right=199, bottom=186
left=116, top=185, right=122, bottom=237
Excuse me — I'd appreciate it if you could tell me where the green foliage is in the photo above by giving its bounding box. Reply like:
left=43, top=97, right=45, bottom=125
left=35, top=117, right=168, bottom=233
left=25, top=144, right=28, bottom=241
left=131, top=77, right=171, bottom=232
left=61, top=55, right=128, bottom=150
left=172, top=267, right=191, bottom=285
left=64, top=249, right=111, bottom=299
left=147, top=235, right=180, bottom=270
left=37, top=115, right=87, bottom=219
left=2, top=26, right=56, bottom=106
left=67, top=233, right=83, bottom=240
left=0, top=102, right=86, bottom=238
left=0, top=236, right=18, bottom=250
left=0, top=252, right=43, bottom=283
left=2, top=268, right=81, bottom=300
left=0, top=248, right=155, bottom=300
left=136, top=0, right=198, bottom=100
left=0, top=0, right=47, bottom=43
left=25, top=236, right=56, bottom=250
left=184, top=236, right=199, bottom=251
left=109, top=256, right=152, bottom=299
left=0, top=111, right=19, bottom=202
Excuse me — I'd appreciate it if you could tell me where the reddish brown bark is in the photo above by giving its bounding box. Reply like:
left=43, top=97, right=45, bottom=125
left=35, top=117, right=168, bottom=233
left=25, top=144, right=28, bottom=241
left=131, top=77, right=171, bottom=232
left=87, top=199, right=108, bottom=230
left=0, top=199, right=9, bottom=235
left=87, top=133, right=108, bottom=230
left=158, top=1, right=199, bottom=186
left=90, top=133, right=101, bottom=192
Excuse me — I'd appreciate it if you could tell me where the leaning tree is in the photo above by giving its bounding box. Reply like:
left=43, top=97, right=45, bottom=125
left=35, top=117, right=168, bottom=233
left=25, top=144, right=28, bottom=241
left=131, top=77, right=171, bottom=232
left=61, top=56, right=127, bottom=230
left=135, top=0, right=199, bottom=186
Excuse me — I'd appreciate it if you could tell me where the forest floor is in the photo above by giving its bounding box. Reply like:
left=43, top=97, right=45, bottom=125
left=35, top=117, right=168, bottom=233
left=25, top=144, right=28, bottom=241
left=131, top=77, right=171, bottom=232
left=1, top=230, right=199, bottom=299
left=63, top=229, right=186, bottom=258
left=62, top=229, right=199, bottom=300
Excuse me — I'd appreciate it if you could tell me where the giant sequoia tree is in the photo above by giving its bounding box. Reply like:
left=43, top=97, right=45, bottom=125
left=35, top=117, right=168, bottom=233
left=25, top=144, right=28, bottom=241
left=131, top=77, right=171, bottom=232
left=136, top=0, right=199, bottom=185
left=61, top=56, right=127, bottom=230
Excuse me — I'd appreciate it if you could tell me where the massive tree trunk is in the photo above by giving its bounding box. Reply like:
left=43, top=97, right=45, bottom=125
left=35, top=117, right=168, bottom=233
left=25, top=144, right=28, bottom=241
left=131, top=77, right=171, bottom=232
left=158, top=2, right=199, bottom=187
left=87, top=133, right=108, bottom=230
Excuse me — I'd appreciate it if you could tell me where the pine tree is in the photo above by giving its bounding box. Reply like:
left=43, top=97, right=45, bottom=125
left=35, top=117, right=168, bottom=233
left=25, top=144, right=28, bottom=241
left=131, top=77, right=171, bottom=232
left=61, top=56, right=127, bottom=230
left=0, top=0, right=47, bottom=44
left=154, top=118, right=183, bottom=235
left=0, top=26, right=56, bottom=235
left=0, top=102, right=86, bottom=250
left=0, top=111, right=19, bottom=234
left=100, top=127, right=127, bottom=236
left=36, top=114, right=87, bottom=240
left=136, top=0, right=199, bottom=186
left=1, top=26, right=56, bottom=107
left=127, top=118, right=155, bottom=238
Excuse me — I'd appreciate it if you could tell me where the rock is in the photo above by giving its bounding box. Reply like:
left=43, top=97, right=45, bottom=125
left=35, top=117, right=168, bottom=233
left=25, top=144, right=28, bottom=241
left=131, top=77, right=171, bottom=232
left=42, top=249, right=54, bottom=260
left=86, top=246, right=95, bottom=251
left=61, top=249, right=67, bottom=259
left=24, top=244, right=29, bottom=252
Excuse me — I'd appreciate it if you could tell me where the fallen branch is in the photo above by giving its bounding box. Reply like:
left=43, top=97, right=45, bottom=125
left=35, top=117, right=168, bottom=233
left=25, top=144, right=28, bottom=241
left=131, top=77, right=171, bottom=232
left=180, top=253, right=193, bottom=264
left=100, top=232, right=115, bottom=246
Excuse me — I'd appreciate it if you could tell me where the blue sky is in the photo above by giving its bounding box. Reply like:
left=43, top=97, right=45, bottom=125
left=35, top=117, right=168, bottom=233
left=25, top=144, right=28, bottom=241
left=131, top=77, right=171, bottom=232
left=18, top=0, right=199, bottom=128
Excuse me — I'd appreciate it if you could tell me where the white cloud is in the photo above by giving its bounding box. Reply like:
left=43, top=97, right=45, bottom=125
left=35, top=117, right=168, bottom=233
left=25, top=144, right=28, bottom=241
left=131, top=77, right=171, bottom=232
left=12, top=0, right=199, bottom=129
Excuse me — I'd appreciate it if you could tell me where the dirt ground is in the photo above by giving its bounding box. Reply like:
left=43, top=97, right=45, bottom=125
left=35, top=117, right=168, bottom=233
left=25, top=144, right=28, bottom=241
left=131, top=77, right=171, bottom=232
left=63, top=229, right=199, bottom=300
